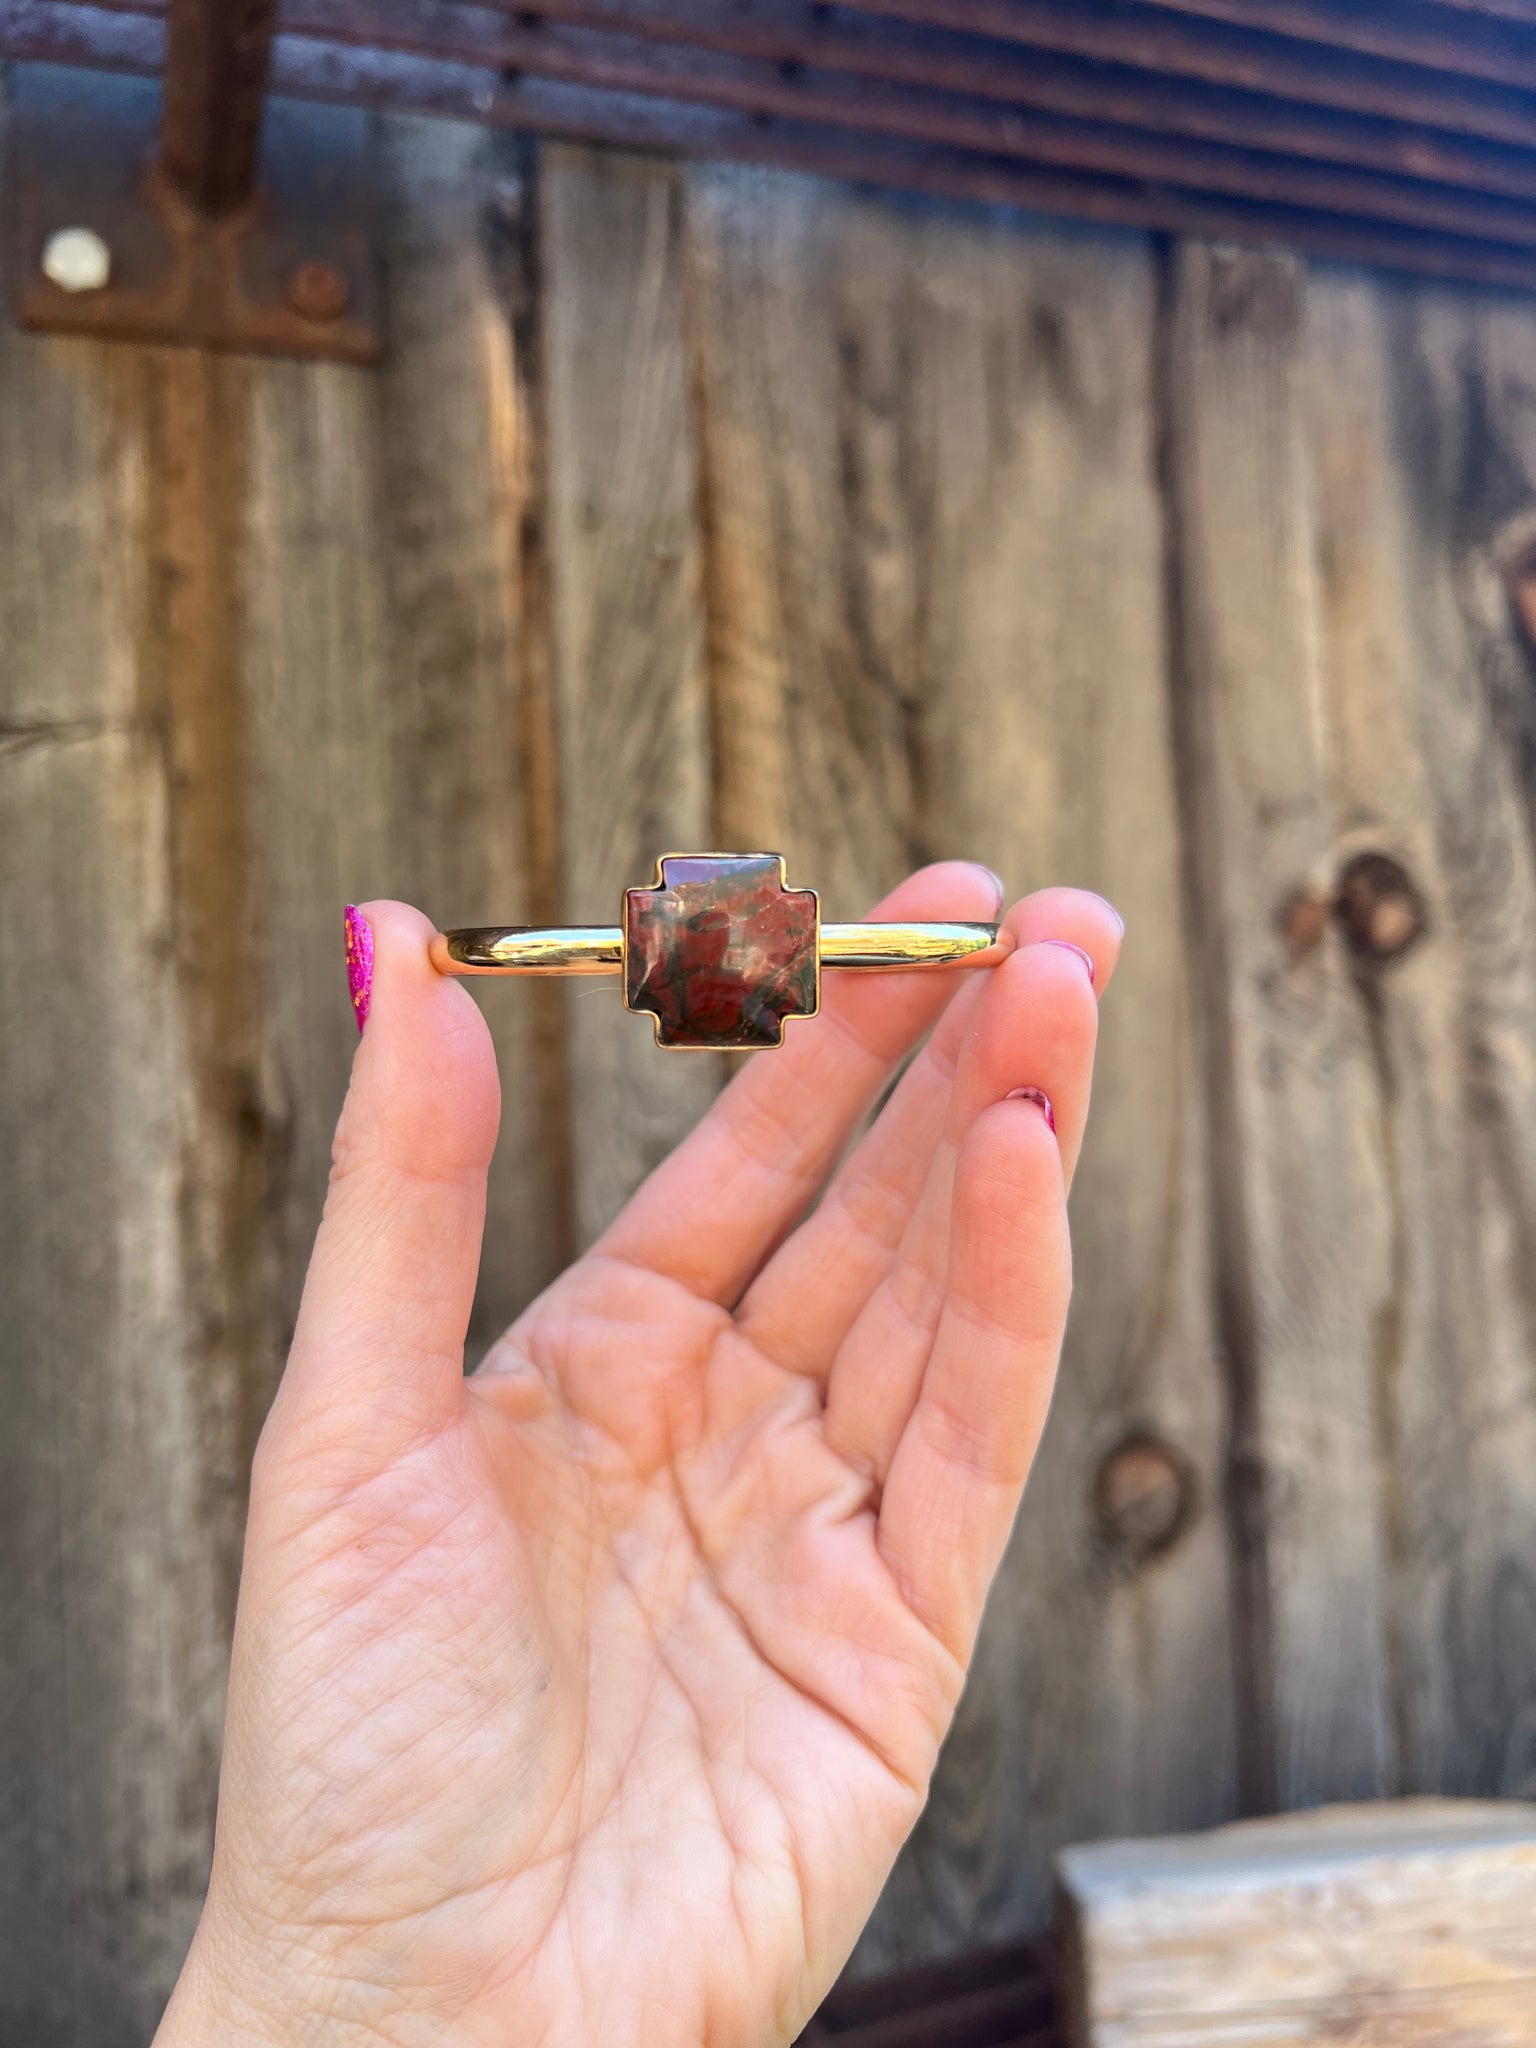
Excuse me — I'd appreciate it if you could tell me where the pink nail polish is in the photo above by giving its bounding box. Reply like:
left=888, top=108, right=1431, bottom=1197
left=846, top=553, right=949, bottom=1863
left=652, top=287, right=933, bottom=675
left=344, top=906, right=373, bottom=1035
left=1007, top=1085, right=1056, bottom=1133
left=1044, top=939, right=1096, bottom=985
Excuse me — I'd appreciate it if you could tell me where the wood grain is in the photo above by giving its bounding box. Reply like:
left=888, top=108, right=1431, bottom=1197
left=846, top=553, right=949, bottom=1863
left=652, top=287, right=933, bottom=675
left=537, top=141, right=720, bottom=1244
left=686, top=165, right=919, bottom=917
left=0, top=89, right=245, bottom=2040
left=900, top=211, right=1236, bottom=1960
left=0, top=106, right=572, bottom=2043
left=1163, top=240, right=1396, bottom=1810
left=238, top=113, right=568, bottom=1354
left=1059, top=1799, right=1536, bottom=2046
left=687, top=168, right=1237, bottom=1967
left=1301, top=269, right=1536, bottom=1798
left=9, top=103, right=1536, bottom=2037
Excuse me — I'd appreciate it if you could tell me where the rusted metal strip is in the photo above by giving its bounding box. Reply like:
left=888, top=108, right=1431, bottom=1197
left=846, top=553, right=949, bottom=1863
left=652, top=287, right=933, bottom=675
left=50, top=0, right=1536, bottom=159
left=831, top=0, right=1536, bottom=155
left=259, top=0, right=1536, bottom=251
left=1133, top=0, right=1536, bottom=91
left=30, top=0, right=1536, bottom=169
left=264, top=55, right=1536, bottom=290
left=1433, top=0, right=1536, bottom=19
left=0, top=0, right=162, bottom=67
left=6, top=0, right=1536, bottom=298
left=160, top=0, right=277, bottom=212
left=303, top=0, right=1536, bottom=204
left=33, top=0, right=1536, bottom=239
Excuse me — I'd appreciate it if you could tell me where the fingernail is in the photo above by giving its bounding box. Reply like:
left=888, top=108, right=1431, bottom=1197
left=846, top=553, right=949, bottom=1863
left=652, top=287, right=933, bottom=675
left=1044, top=938, right=1096, bottom=985
left=979, top=864, right=1006, bottom=911
left=1007, top=1085, right=1056, bottom=1133
left=344, top=906, right=373, bottom=1035
left=1096, top=894, right=1125, bottom=937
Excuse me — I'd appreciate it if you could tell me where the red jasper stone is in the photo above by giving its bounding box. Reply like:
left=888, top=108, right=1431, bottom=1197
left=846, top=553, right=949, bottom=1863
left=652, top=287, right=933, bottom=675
left=624, top=854, right=819, bottom=1049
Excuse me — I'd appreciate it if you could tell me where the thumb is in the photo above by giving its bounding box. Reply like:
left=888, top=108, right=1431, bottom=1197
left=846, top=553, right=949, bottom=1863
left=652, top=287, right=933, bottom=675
left=263, top=901, right=501, bottom=1473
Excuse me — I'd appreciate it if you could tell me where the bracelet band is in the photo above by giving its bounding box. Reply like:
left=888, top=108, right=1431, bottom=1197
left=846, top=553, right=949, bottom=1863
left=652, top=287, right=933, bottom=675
left=430, top=852, right=1010, bottom=1051
left=430, top=921, right=1006, bottom=976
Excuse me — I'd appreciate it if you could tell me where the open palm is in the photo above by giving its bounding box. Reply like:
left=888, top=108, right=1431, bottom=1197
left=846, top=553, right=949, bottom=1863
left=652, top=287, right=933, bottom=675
left=158, top=865, right=1117, bottom=2048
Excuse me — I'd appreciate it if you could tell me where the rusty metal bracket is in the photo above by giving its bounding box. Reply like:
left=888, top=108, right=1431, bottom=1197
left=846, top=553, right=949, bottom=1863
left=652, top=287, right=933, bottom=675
left=12, top=35, right=379, bottom=363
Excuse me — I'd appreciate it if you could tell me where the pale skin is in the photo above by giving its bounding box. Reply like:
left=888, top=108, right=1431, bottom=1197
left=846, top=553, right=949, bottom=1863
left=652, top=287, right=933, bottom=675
left=155, top=863, right=1120, bottom=2048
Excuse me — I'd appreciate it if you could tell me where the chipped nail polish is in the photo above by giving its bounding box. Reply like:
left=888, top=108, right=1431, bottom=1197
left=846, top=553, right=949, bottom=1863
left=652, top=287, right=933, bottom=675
left=344, top=906, right=373, bottom=1035
left=1007, top=1085, right=1056, bottom=1133
left=1044, top=938, right=1096, bottom=984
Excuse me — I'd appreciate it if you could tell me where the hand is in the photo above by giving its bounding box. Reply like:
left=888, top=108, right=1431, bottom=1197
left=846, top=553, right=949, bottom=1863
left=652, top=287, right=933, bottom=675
left=156, top=864, right=1118, bottom=2048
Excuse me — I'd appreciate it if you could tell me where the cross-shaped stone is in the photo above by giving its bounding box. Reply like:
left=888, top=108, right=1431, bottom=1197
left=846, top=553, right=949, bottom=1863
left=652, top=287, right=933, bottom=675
left=623, top=853, right=820, bottom=1050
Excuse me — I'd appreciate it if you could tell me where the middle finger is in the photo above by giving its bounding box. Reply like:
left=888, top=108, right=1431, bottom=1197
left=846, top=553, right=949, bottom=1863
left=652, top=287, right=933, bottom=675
left=736, top=887, right=1119, bottom=1380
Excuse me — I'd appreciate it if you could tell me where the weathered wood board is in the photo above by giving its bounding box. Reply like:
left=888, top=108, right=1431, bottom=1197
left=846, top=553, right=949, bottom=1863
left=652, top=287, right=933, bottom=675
left=1165, top=239, right=1536, bottom=1820
left=0, top=270, right=233, bottom=2041
left=1306, top=276, right=1536, bottom=1801
left=0, top=102, right=571, bottom=2042
left=5, top=76, right=1536, bottom=2044
left=1163, top=241, right=1398, bottom=1808
left=1059, top=1799, right=1536, bottom=2046
left=537, top=141, right=721, bottom=1244
left=688, top=166, right=1236, bottom=1966
left=238, top=117, right=570, bottom=1356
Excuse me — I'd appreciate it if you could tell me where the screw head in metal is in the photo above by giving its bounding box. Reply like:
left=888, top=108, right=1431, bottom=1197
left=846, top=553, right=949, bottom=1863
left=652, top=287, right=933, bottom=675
left=41, top=226, right=112, bottom=294
left=286, top=260, right=350, bottom=323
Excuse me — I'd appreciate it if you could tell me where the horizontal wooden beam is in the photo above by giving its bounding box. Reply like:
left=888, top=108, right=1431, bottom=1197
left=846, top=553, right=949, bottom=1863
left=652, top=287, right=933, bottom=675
left=1059, top=1800, right=1536, bottom=2047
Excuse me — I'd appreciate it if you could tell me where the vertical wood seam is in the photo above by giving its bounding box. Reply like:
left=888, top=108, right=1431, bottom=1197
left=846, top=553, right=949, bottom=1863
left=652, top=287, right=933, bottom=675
left=506, top=133, right=577, bottom=1273
left=1153, top=231, right=1278, bottom=1816
left=1356, top=969, right=1413, bottom=1797
left=676, top=167, right=730, bottom=855
left=135, top=352, right=284, bottom=1624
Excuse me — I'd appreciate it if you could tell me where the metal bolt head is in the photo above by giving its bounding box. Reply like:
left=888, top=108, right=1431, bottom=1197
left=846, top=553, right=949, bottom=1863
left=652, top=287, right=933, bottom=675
left=286, top=260, right=350, bottom=323
left=41, top=226, right=111, bottom=295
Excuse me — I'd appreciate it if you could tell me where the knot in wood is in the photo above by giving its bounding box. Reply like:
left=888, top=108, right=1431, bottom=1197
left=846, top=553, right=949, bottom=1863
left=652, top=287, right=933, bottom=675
left=1495, top=508, right=1536, bottom=651
left=1334, top=852, right=1426, bottom=963
left=1094, top=1433, right=1194, bottom=1568
left=1280, top=887, right=1332, bottom=960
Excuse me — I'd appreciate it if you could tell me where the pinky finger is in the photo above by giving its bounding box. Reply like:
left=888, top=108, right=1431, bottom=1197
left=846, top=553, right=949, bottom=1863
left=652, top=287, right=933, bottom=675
left=875, top=1092, right=1071, bottom=1666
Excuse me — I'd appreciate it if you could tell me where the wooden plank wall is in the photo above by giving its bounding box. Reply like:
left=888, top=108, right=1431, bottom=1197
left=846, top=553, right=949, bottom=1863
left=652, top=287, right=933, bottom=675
left=4, top=79, right=1536, bottom=2042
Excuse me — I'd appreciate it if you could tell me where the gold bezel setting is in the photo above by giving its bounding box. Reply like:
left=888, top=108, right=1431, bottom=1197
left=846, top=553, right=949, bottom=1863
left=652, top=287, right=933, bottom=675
left=622, top=852, right=822, bottom=1051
